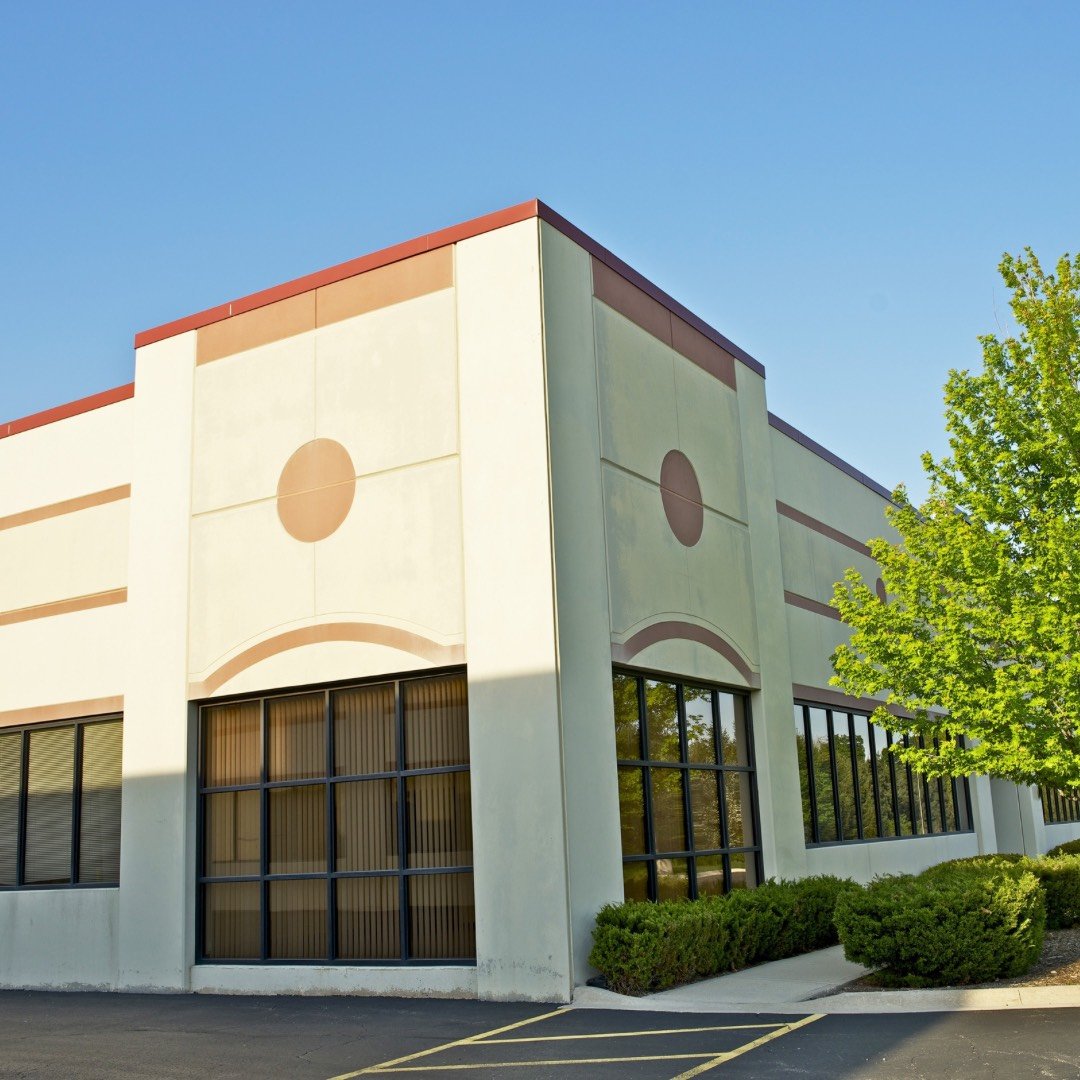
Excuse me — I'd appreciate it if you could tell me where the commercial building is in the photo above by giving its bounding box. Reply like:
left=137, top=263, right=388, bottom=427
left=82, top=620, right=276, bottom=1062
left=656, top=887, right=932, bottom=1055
left=2, top=200, right=1077, bottom=1001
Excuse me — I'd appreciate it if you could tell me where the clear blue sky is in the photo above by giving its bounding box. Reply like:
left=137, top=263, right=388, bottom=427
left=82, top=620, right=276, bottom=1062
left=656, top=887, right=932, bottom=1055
left=3, top=2, right=1078, bottom=502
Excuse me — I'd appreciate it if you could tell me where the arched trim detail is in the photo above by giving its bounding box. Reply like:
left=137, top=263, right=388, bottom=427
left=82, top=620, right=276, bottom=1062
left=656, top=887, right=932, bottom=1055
left=611, top=620, right=760, bottom=688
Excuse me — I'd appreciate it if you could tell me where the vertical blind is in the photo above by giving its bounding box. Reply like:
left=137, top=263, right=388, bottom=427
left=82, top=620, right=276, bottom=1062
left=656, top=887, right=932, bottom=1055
left=0, top=717, right=123, bottom=889
left=199, top=671, right=474, bottom=963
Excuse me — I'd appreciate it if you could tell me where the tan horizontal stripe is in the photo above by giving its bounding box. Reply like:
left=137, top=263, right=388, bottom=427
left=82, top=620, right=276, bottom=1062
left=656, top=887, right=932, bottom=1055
left=0, top=588, right=128, bottom=627
left=189, top=621, right=465, bottom=698
left=316, top=247, right=453, bottom=328
left=775, top=500, right=872, bottom=557
left=0, top=484, right=131, bottom=532
left=592, top=257, right=737, bottom=390
left=784, top=589, right=842, bottom=621
left=0, top=695, right=124, bottom=729
left=791, top=683, right=903, bottom=718
left=195, top=248, right=454, bottom=367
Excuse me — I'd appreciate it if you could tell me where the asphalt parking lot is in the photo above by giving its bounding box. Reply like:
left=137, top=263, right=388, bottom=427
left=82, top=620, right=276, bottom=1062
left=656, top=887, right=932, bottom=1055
left=1, top=992, right=1079, bottom=1079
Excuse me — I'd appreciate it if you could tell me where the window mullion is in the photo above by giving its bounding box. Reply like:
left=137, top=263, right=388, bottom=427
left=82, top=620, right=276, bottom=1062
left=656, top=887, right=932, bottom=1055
left=71, top=723, right=84, bottom=885
left=17, top=730, right=28, bottom=888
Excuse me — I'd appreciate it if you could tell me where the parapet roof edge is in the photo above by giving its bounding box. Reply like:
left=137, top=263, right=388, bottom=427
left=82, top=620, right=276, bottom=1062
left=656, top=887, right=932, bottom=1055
left=1, top=383, right=135, bottom=440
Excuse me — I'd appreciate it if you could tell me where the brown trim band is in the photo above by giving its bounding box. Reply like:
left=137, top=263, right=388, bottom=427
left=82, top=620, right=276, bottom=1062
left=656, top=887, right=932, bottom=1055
left=0, top=588, right=128, bottom=627
left=768, top=412, right=893, bottom=502
left=189, top=622, right=466, bottom=698
left=611, top=620, right=760, bottom=687
left=784, top=590, right=842, bottom=621
left=0, top=696, right=124, bottom=730
left=2, top=383, right=134, bottom=441
left=775, top=500, right=871, bottom=557
left=592, top=257, right=738, bottom=390
left=792, top=683, right=912, bottom=720
left=0, top=484, right=131, bottom=532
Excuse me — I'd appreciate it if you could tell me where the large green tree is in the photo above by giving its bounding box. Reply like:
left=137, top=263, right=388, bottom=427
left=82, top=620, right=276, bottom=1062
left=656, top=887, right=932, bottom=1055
left=831, top=250, right=1080, bottom=790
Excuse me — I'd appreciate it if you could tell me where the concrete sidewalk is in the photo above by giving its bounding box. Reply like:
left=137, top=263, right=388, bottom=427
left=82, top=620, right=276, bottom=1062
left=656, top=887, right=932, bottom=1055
left=572, top=944, right=1080, bottom=1014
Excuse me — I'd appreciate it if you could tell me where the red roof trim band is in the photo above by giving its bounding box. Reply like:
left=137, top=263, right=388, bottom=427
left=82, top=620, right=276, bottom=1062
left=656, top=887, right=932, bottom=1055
left=1, top=383, right=135, bottom=440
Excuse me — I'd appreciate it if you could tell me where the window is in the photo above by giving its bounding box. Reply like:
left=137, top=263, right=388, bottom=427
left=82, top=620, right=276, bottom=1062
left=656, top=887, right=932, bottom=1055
left=794, top=702, right=972, bottom=845
left=613, top=670, right=762, bottom=901
left=1040, top=786, right=1080, bottom=825
left=198, top=671, right=475, bottom=964
left=0, top=716, right=123, bottom=888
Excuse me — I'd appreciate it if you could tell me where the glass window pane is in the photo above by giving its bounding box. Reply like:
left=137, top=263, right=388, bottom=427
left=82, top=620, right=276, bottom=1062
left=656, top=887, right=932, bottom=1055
left=268, top=785, right=326, bottom=874
left=613, top=674, right=642, bottom=760
left=269, top=878, right=327, bottom=959
left=25, top=727, right=74, bottom=885
left=204, top=790, right=261, bottom=876
left=945, top=778, right=960, bottom=832
left=618, top=767, right=647, bottom=856
left=696, top=854, right=725, bottom=897
left=718, top=693, right=750, bottom=766
left=405, top=773, right=472, bottom=869
left=408, top=872, right=475, bottom=959
left=684, top=688, right=717, bottom=764
left=896, top=757, right=915, bottom=836
left=688, top=770, right=721, bottom=851
left=203, top=882, right=261, bottom=959
left=644, top=680, right=680, bottom=762
left=807, top=708, right=837, bottom=842
left=852, top=715, right=878, bottom=839
left=729, top=852, right=759, bottom=890
left=79, top=720, right=123, bottom=884
left=874, top=727, right=897, bottom=837
left=722, top=771, right=755, bottom=848
left=0, top=733, right=22, bottom=886
left=795, top=707, right=812, bottom=844
left=622, top=861, right=649, bottom=901
left=911, top=769, right=930, bottom=836
left=334, top=683, right=396, bottom=776
left=650, top=768, right=687, bottom=853
left=335, top=779, right=398, bottom=872
left=267, top=694, right=325, bottom=782
left=203, top=701, right=260, bottom=787
left=336, top=875, right=399, bottom=960
left=655, top=857, right=689, bottom=900
left=832, top=713, right=859, bottom=841
left=956, top=778, right=972, bottom=831
left=404, top=675, right=469, bottom=769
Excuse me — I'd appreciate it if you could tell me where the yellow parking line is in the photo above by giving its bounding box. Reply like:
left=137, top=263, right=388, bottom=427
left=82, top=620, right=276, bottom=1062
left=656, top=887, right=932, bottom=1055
left=669, top=1013, right=825, bottom=1079
left=485, top=1023, right=786, bottom=1044
left=326, top=1008, right=566, bottom=1079
left=368, top=1053, right=722, bottom=1072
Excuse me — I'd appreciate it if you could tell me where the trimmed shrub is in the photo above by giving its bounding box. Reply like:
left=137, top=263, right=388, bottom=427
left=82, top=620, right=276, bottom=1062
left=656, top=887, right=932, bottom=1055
left=589, top=875, right=858, bottom=996
left=1047, top=838, right=1080, bottom=858
left=834, top=863, right=1045, bottom=987
left=932, top=854, right=1080, bottom=930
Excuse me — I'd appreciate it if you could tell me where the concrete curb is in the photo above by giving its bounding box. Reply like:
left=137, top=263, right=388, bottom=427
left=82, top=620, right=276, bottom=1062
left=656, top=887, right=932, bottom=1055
left=571, top=982, right=1080, bottom=1015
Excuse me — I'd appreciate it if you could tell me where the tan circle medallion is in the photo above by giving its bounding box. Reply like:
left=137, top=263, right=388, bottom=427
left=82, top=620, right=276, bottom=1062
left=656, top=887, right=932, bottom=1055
left=276, top=438, right=356, bottom=543
left=660, top=449, right=704, bottom=547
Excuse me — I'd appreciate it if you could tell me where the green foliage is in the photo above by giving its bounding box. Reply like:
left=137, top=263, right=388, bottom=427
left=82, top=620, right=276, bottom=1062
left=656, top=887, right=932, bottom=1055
left=835, top=862, right=1045, bottom=986
left=1048, top=838, right=1080, bottom=858
left=831, top=250, right=1080, bottom=789
left=588, top=876, right=858, bottom=996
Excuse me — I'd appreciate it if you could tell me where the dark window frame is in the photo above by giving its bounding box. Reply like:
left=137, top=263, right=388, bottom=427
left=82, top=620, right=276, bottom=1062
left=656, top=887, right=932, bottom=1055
left=196, top=667, right=475, bottom=966
left=0, top=713, right=123, bottom=890
left=613, top=666, right=763, bottom=900
left=795, top=700, right=973, bottom=847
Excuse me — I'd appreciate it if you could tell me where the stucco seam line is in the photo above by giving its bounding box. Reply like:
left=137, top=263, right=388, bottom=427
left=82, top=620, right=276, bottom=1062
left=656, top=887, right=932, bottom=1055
left=792, top=682, right=905, bottom=718
left=1, top=382, right=135, bottom=441
left=783, top=589, right=842, bottom=621
left=0, top=696, right=124, bottom=729
left=188, top=622, right=466, bottom=698
left=591, top=258, right=738, bottom=391
left=0, top=588, right=128, bottom=627
left=774, top=500, right=872, bottom=557
left=0, top=484, right=131, bottom=532
left=611, top=620, right=760, bottom=687
left=601, top=457, right=750, bottom=529
left=195, top=248, right=454, bottom=366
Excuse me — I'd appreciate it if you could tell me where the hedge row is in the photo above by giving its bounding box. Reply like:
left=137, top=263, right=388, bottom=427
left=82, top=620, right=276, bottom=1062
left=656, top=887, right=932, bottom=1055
left=835, top=861, right=1046, bottom=987
left=589, top=875, right=858, bottom=996
left=1048, top=838, right=1080, bottom=858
